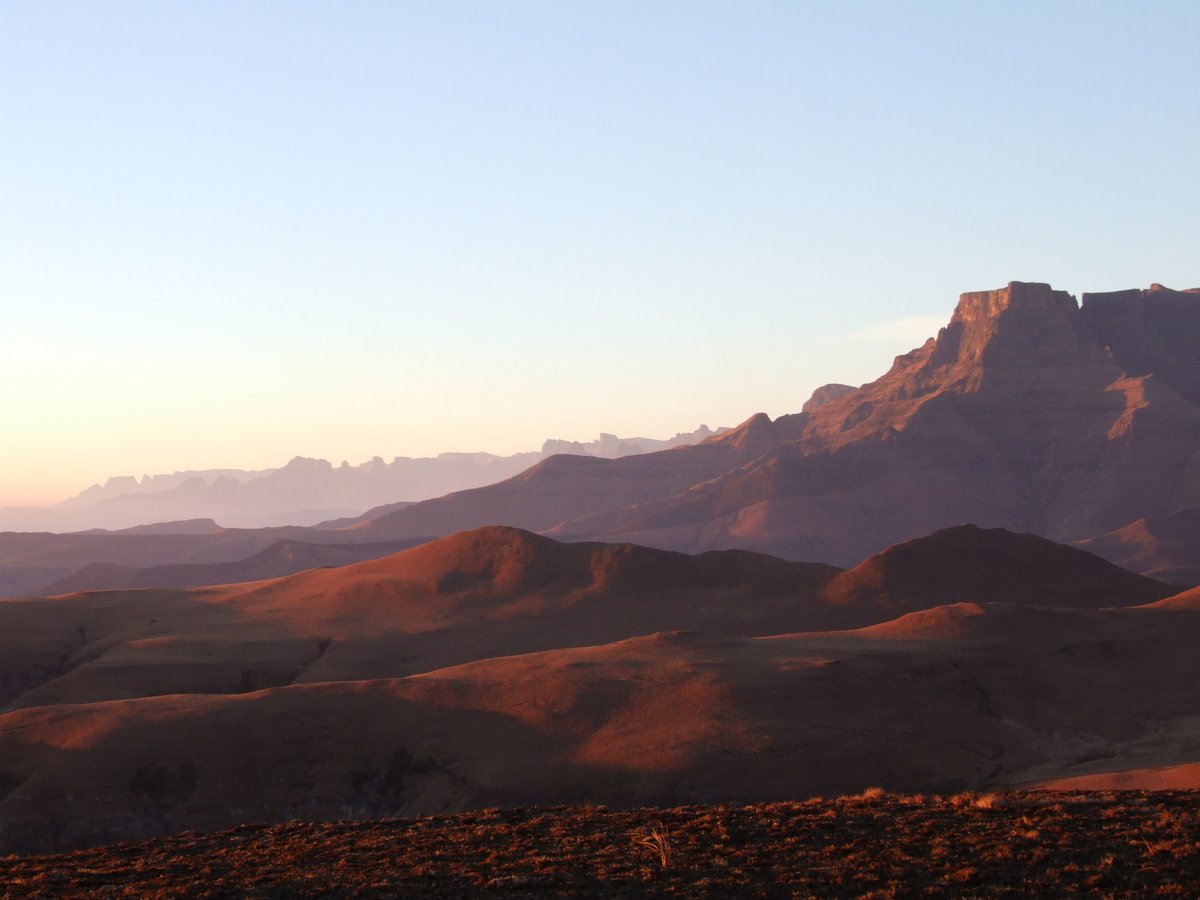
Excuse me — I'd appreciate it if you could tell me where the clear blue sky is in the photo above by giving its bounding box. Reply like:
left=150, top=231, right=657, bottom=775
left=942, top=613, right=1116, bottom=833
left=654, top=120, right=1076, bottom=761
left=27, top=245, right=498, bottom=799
left=2, top=1, right=1197, bottom=505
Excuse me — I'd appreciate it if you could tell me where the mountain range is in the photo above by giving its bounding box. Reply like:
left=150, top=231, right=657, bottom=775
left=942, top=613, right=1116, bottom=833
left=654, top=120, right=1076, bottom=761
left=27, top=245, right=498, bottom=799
left=0, top=426, right=725, bottom=534
left=5, top=281, right=1200, bottom=600
left=348, top=281, right=1200, bottom=568
left=4, top=278, right=1200, bottom=855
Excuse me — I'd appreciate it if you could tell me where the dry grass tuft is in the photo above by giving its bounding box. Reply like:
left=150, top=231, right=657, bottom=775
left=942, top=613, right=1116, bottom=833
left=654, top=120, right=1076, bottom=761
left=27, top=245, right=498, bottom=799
left=949, top=791, right=1005, bottom=809
left=629, top=822, right=673, bottom=868
left=971, top=792, right=1005, bottom=810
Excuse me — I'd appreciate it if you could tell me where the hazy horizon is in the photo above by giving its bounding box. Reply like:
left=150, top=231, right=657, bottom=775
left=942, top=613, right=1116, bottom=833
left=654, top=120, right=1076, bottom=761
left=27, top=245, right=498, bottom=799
left=4, top=2, right=1197, bottom=507
left=5, top=419, right=731, bottom=509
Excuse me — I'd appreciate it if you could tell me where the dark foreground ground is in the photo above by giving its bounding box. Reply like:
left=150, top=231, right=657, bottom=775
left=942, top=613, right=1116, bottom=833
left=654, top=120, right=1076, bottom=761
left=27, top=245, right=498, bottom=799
left=2, top=792, right=1198, bottom=897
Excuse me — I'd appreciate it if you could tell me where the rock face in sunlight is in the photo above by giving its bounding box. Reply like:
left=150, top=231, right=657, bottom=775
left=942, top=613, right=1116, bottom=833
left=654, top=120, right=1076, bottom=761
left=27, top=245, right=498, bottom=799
left=353, top=282, right=1200, bottom=569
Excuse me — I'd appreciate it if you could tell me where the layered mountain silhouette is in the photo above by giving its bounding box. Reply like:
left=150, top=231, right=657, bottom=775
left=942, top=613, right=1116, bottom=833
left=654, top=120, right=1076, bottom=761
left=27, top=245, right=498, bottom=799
left=0, top=522, right=435, bottom=599
left=34, top=538, right=427, bottom=595
left=7, top=524, right=1164, bottom=709
left=4, top=278, right=1199, bottom=858
left=0, top=524, right=1184, bottom=852
left=0, top=426, right=725, bottom=534
left=6, top=281, right=1198, bottom=600
left=346, top=282, right=1200, bottom=568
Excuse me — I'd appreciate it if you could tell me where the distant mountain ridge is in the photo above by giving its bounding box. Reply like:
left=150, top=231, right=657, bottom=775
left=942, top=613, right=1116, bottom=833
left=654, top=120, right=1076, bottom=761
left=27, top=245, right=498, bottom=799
left=355, top=281, right=1200, bottom=568
left=0, top=425, right=725, bottom=534
left=4, top=280, right=1199, bottom=597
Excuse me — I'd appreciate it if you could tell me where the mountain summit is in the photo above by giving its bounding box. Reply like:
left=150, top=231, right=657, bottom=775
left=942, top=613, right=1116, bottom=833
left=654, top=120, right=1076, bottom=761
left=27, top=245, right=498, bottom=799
left=360, top=281, right=1200, bottom=567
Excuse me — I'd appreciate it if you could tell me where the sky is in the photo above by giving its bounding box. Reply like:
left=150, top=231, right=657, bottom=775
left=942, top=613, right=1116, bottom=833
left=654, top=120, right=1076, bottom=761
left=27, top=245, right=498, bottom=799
left=2, top=1, right=1198, bottom=507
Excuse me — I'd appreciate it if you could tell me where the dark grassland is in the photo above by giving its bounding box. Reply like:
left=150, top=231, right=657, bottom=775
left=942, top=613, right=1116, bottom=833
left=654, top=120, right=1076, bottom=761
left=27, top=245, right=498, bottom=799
left=2, top=791, right=1198, bottom=897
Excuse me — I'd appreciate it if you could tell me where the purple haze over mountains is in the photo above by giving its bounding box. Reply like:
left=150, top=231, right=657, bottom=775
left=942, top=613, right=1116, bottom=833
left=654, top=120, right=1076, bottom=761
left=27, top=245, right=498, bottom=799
left=0, top=426, right=725, bottom=533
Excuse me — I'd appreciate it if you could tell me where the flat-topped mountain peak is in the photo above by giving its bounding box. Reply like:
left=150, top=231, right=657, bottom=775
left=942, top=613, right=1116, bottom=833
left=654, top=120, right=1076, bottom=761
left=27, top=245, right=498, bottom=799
left=932, top=281, right=1096, bottom=370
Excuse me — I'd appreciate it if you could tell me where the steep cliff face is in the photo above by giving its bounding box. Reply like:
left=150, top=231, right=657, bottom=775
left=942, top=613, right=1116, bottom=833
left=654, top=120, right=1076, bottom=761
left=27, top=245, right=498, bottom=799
left=363, top=281, right=1200, bottom=567
left=554, top=282, right=1200, bottom=563
left=932, top=282, right=1100, bottom=372
left=801, top=283, right=1118, bottom=448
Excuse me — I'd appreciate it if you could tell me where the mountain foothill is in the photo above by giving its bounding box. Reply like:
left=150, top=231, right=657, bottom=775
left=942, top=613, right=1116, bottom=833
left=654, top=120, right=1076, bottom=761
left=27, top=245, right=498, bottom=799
left=2, top=280, right=1200, bottom=855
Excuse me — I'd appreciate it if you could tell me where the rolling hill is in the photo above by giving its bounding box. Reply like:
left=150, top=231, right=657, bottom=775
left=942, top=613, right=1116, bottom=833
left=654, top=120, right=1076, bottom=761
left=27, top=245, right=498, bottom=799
left=3, top=278, right=1199, bottom=859
left=0, top=525, right=1186, bottom=853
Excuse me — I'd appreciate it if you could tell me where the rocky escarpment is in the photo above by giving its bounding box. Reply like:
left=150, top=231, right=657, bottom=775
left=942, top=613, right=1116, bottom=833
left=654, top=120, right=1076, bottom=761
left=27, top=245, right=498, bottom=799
left=799, top=282, right=1119, bottom=448
left=18, top=280, right=1196, bottom=585
left=546, top=282, right=1200, bottom=565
